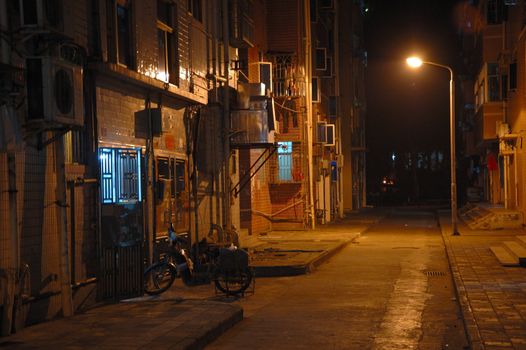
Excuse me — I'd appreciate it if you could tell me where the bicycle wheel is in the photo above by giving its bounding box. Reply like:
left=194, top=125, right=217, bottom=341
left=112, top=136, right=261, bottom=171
left=214, top=268, right=253, bottom=296
left=144, top=262, right=177, bottom=295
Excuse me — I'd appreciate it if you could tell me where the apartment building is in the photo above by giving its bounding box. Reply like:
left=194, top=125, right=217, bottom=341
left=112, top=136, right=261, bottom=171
left=0, top=0, right=243, bottom=332
left=0, top=0, right=366, bottom=332
left=460, top=0, right=526, bottom=218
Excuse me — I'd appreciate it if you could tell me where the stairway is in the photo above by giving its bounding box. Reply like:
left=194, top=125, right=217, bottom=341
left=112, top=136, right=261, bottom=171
left=490, top=235, right=526, bottom=267
left=459, top=204, right=523, bottom=230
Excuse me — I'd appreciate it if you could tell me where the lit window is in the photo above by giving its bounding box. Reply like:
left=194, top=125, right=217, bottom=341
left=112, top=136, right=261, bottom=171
left=100, top=148, right=142, bottom=204
left=157, top=0, right=178, bottom=84
left=278, top=141, right=293, bottom=181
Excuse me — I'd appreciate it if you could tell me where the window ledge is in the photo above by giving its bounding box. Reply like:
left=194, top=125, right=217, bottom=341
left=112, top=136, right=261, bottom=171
left=90, top=62, right=207, bottom=106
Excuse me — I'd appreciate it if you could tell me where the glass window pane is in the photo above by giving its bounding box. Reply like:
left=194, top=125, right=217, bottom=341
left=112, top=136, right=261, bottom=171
left=117, top=4, right=131, bottom=66
left=157, top=0, right=172, bottom=26
left=158, top=29, right=167, bottom=80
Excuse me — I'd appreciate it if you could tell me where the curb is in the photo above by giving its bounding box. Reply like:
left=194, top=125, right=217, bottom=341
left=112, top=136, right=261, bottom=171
left=253, top=236, right=359, bottom=277
left=186, top=305, right=243, bottom=350
left=437, top=213, right=484, bottom=350
left=0, top=300, right=244, bottom=350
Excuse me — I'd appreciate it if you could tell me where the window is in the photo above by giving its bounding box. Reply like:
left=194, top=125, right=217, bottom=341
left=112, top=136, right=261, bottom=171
left=157, top=0, right=178, bottom=84
left=188, top=0, right=202, bottom=21
left=278, top=141, right=293, bottom=181
left=107, top=0, right=134, bottom=67
left=487, top=0, right=504, bottom=24
left=100, top=148, right=142, bottom=204
left=157, top=157, right=170, bottom=200
left=175, top=159, right=186, bottom=194
left=501, top=74, right=508, bottom=99
left=156, top=157, right=186, bottom=200
left=325, top=124, right=335, bottom=146
left=315, top=48, right=327, bottom=70
left=310, top=0, right=317, bottom=22
left=487, top=63, right=500, bottom=101
left=320, top=0, right=333, bottom=9
left=509, top=62, right=517, bottom=90
left=312, top=76, right=320, bottom=103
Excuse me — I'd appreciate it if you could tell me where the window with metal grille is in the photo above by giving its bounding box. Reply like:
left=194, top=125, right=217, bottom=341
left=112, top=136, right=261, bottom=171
left=99, top=148, right=142, bottom=204
left=278, top=141, right=293, bottom=181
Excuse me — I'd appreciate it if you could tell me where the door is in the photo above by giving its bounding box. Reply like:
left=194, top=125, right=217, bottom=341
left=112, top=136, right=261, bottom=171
left=98, top=147, right=145, bottom=300
left=155, top=157, right=189, bottom=236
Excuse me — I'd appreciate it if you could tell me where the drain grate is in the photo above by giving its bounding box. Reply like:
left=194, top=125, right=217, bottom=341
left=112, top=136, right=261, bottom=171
left=424, top=271, right=447, bottom=277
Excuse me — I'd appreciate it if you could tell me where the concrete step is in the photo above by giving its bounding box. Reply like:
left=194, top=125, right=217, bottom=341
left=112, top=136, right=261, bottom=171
left=503, top=241, right=526, bottom=267
left=490, top=246, right=520, bottom=267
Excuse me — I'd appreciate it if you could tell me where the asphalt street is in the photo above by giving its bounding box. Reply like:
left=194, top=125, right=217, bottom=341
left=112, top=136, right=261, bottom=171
left=167, top=208, right=469, bottom=349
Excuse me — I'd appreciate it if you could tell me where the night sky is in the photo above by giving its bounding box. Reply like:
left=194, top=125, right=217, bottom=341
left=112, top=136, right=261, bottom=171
left=364, top=0, right=463, bottom=200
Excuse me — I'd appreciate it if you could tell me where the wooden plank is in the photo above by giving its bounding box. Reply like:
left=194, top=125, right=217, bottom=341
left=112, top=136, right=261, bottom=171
left=490, top=246, right=519, bottom=267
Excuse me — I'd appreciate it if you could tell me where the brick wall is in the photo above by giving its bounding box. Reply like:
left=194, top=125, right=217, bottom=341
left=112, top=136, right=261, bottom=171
left=269, top=182, right=304, bottom=230
left=250, top=149, right=272, bottom=234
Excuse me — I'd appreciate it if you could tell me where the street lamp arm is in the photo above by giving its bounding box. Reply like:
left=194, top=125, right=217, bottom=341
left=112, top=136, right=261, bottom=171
left=422, top=61, right=454, bottom=80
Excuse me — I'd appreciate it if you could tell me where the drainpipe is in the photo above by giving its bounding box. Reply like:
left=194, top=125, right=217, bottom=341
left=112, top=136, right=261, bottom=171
left=222, top=0, right=231, bottom=231
left=304, top=0, right=315, bottom=229
left=146, top=98, right=155, bottom=264
left=334, top=0, right=344, bottom=219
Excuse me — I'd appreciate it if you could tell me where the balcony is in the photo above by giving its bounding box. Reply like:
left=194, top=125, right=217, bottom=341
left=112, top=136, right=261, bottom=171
left=474, top=101, right=503, bottom=144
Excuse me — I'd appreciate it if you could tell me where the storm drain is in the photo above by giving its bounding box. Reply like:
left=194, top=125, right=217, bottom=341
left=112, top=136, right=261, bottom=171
left=424, top=271, right=447, bottom=277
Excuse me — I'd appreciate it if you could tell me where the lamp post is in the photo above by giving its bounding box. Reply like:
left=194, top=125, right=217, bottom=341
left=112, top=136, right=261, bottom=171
left=406, top=56, right=460, bottom=236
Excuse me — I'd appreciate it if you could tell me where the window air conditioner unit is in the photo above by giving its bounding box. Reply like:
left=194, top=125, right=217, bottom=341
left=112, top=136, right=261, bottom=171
left=497, top=121, right=510, bottom=138
left=249, top=62, right=272, bottom=94
left=325, top=124, right=335, bottom=146
left=19, top=0, right=63, bottom=30
left=26, top=56, right=84, bottom=127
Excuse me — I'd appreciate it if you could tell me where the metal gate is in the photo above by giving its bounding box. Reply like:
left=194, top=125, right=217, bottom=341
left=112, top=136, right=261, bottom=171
left=99, top=244, right=144, bottom=300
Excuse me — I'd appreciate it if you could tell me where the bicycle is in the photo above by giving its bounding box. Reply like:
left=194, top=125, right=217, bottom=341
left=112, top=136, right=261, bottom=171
left=144, top=225, right=253, bottom=296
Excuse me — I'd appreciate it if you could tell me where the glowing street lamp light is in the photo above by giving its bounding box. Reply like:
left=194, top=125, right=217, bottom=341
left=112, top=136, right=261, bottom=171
left=406, top=56, right=460, bottom=236
left=406, top=56, right=423, bottom=68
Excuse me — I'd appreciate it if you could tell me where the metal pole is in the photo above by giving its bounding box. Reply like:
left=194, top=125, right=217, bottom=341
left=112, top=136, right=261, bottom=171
left=422, top=61, right=459, bottom=235
left=449, top=73, right=459, bottom=235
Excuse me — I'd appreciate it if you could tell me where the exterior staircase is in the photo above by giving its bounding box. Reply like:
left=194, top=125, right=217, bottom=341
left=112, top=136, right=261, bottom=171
left=490, top=236, right=526, bottom=267
left=459, top=203, right=523, bottom=230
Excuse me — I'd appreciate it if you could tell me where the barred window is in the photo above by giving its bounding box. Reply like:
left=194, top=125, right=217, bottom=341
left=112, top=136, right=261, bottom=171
left=278, top=141, right=293, bottom=181
left=100, top=148, right=142, bottom=204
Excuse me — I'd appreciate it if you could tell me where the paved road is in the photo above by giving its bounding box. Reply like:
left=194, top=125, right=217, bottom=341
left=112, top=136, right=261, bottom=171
left=203, top=208, right=469, bottom=349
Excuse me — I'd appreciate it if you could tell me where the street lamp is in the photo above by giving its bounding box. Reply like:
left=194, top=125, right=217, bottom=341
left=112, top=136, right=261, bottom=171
left=406, top=56, right=460, bottom=236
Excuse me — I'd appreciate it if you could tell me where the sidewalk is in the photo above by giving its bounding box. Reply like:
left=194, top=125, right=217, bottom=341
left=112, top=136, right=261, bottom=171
left=0, top=211, right=380, bottom=349
left=0, top=299, right=242, bottom=349
left=242, top=211, right=380, bottom=277
left=438, top=211, right=526, bottom=350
